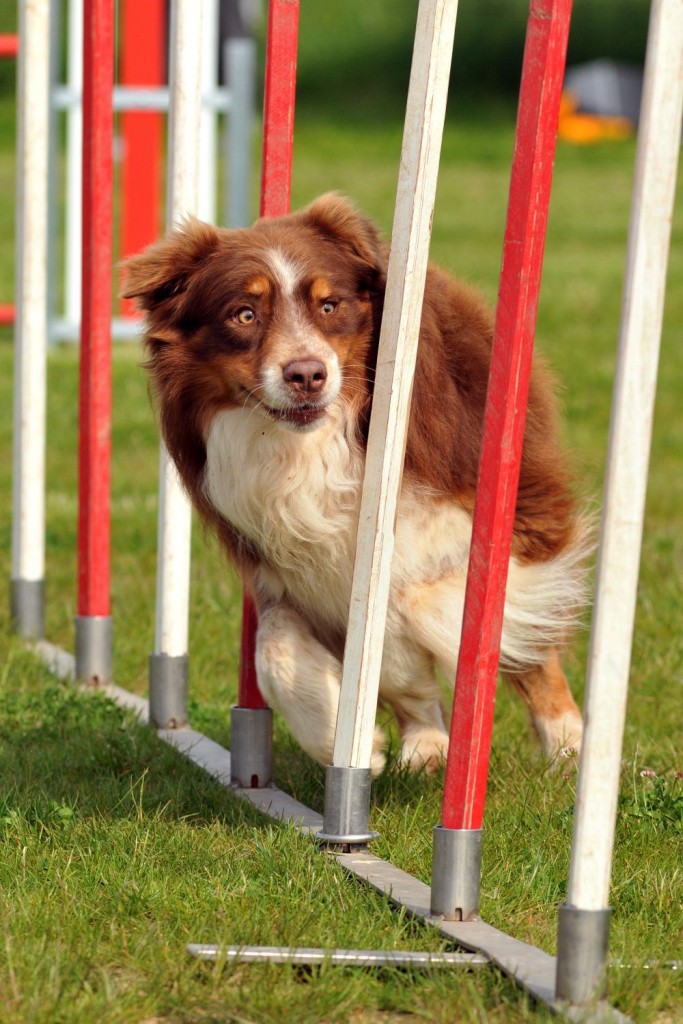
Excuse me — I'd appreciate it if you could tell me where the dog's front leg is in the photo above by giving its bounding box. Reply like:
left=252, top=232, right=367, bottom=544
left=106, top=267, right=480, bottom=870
left=255, top=603, right=386, bottom=775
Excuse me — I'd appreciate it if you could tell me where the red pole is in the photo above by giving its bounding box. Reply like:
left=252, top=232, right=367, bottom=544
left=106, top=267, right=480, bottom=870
left=238, top=0, right=300, bottom=709
left=441, top=0, right=572, bottom=831
left=259, top=0, right=300, bottom=219
left=78, top=0, right=114, bottom=619
left=118, top=0, right=165, bottom=316
left=0, top=34, right=19, bottom=59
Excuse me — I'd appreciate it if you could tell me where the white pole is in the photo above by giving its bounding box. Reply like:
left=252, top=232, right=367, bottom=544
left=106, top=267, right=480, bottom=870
left=567, top=0, right=683, bottom=913
left=64, top=0, right=83, bottom=338
left=11, top=0, right=51, bottom=638
left=199, top=0, right=219, bottom=224
left=331, top=0, right=459, bottom=770
left=149, top=0, right=204, bottom=726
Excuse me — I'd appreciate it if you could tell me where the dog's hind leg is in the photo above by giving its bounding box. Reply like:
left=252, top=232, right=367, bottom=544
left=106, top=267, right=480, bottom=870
left=502, top=648, right=583, bottom=762
left=255, top=603, right=386, bottom=774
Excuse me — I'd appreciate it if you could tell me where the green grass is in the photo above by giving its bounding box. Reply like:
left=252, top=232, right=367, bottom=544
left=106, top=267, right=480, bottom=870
left=1, top=87, right=682, bottom=1024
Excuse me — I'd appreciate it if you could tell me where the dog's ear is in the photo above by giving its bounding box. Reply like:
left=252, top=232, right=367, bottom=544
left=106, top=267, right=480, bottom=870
left=301, top=193, right=387, bottom=292
left=121, top=218, right=221, bottom=342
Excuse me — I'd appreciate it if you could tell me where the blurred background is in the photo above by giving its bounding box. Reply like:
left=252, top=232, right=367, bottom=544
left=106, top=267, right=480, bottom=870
left=0, top=0, right=653, bottom=114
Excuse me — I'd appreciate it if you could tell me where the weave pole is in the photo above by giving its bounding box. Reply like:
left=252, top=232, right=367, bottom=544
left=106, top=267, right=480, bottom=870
left=118, top=0, right=164, bottom=318
left=75, top=0, right=114, bottom=683
left=318, top=0, right=459, bottom=846
left=556, top=0, right=683, bottom=1005
left=431, top=0, right=572, bottom=921
left=148, top=0, right=204, bottom=728
left=11, top=0, right=50, bottom=639
left=230, top=0, right=300, bottom=788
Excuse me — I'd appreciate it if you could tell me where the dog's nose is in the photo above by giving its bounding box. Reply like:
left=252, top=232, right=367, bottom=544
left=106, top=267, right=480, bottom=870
left=282, top=359, right=327, bottom=396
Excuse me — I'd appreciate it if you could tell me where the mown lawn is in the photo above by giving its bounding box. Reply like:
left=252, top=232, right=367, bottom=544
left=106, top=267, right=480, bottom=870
left=0, top=88, right=682, bottom=1024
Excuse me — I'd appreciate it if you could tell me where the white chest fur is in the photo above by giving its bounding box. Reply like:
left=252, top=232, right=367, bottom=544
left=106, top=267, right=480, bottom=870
left=203, top=406, right=476, bottom=627
left=203, top=407, right=363, bottom=620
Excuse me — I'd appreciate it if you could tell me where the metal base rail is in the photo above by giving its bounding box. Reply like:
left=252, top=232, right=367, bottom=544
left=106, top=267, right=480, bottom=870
left=31, top=639, right=632, bottom=1023
left=187, top=945, right=488, bottom=969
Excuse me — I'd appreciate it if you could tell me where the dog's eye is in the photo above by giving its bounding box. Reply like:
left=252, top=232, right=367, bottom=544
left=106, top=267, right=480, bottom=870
left=321, top=300, right=337, bottom=315
left=235, top=307, right=255, bottom=325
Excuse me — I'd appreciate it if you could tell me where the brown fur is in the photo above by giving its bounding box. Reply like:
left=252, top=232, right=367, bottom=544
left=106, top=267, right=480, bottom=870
left=123, top=193, right=585, bottom=769
left=124, top=194, right=577, bottom=564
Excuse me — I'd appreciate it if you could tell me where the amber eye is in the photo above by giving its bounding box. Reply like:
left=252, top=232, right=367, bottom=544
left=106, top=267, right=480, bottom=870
left=321, top=299, right=337, bottom=314
left=235, top=307, right=255, bottom=325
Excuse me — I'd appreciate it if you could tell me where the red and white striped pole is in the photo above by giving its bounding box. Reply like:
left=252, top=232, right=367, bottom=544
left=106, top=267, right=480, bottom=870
left=230, top=0, right=300, bottom=787
left=431, top=0, right=572, bottom=920
left=75, top=0, right=114, bottom=683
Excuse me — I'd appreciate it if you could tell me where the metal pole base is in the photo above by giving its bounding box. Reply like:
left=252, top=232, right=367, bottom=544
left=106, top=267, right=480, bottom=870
left=149, top=653, right=189, bottom=728
left=10, top=578, right=45, bottom=639
left=75, top=615, right=113, bottom=685
left=317, top=765, right=379, bottom=849
left=230, top=706, right=272, bottom=788
left=556, top=905, right=611, bottom=1006
left=430, top=826, right=482, bottom=921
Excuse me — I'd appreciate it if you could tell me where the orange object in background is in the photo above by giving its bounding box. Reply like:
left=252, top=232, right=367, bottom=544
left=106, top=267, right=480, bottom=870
left=558, top=90, right=633, bottom=144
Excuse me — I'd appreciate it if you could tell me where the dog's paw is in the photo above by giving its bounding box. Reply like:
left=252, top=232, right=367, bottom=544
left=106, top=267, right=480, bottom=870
left=536, top=710, right=583, bottom=769
left=400, top=728, right=449, bottom=774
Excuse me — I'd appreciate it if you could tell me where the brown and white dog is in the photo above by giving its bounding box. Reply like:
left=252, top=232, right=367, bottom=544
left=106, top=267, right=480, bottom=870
left=123, top=193, right=588, bottom=775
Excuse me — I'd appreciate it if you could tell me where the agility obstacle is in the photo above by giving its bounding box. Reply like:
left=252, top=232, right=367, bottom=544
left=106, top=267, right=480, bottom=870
left=11, top=0, right=50, bottom=640
left=74, top=0, right=114, bottom=685
left=11, top=0, right=252, bottom=345
left=10, top=0, right=683, bottom=1018
left=230, top=0, right=301, bottom=790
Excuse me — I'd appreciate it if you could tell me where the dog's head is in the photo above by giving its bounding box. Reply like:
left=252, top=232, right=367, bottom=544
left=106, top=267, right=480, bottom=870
left=123, top=193, right=387, bottom=434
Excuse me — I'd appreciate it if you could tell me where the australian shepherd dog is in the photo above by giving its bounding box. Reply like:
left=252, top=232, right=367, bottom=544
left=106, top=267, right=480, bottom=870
left=123, top=193, right=588, bottom=775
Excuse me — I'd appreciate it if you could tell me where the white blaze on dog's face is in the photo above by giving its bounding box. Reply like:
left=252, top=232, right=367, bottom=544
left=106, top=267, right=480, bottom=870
left=124, top=194, right=387, bottom=437
left=243, top=248, right=344, bottom=432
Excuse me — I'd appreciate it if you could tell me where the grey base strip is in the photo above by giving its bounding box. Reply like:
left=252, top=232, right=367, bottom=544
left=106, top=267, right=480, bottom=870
left=187, top=944, right=488, bottom=968
left=29, top=639, right=631, bottom=1023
